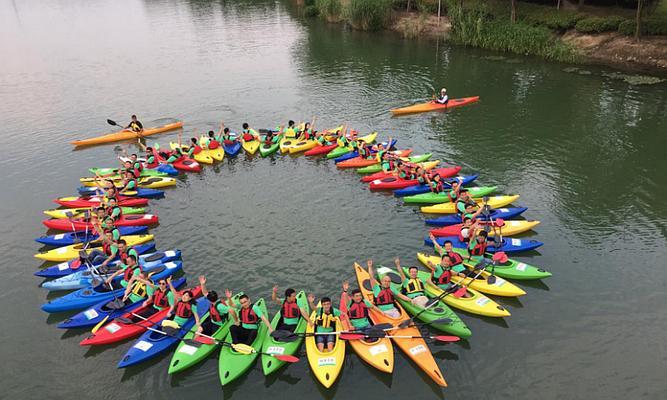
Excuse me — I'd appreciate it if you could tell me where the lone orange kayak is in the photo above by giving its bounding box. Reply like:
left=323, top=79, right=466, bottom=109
left=71, top=121, right=183, bottom=146
left=390, top=96, right=480, bottom=116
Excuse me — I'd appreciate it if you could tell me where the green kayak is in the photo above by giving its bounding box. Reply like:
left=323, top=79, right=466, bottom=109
left=168, top=294, right=239, bottom=374
left=326, top=145, right=353, bottom=159
left=218, top=298, right=268, bottom=385
left=375, top=266, right=471, bottom=338
left=356, top=153, right=433, bottom=174
left=403, top=186, right=499, bottom=204
left=88, top=167, right=167, bottom=177
left=261, top=291, right=309, bottom=375
left=259, top=135, right=282, bottom=157
left=452, top=249, right=552, bottom=280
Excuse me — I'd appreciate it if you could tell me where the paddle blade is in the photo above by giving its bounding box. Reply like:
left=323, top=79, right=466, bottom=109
left=398, top=319, right=413, bottom=328
left=453, top=286, right=467, bottom=298
left=162, top=319, right=180, bottom=329
left=433, top=335, right=460, bottom=343
left=231, top=343, right=254, bottom=355
left=487, top=275, right=497, bottom=285
left=274, top=354, right=299, bottom=363
left=494, top=218, right=505, bottom=227
left=91, top=315, right=109, bottom=334
left=107, top=119, right=119, bottom=126
left=193, top=334, right=216, bottom=345
left=340, top=333, right=367, bottom=340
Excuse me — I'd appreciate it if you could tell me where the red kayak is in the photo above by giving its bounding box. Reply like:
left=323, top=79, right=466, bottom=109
left=305, top=143, right=339, bottom=156
left=360, top=166, right=458, bottom=183
left=43, top=214, right=159, bottom=231
left=369, top=166, right=462, bottom=191
left=337, top=149, right=413, bottom=169
left=153, top=148, right=201, bottom=172
left=80, top=286, right=202, bottom=346
left=54, top=196, right=149, bottom=208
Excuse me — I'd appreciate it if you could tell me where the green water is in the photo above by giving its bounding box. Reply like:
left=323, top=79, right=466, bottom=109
left=1, top=0, right=666, bottom=399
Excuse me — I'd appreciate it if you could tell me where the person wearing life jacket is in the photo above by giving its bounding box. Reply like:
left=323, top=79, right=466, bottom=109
left=204, top=130, right=221, bottom=149
left=271, top=286, right=310, bottom=333
left=134, top=277, right=175, bottom=318
left=425, top=254, right=465, bottom=291
left=447, top=179, right=463, bottom=202
left=341, top=281, right=383, bottom=331
left=197, top=275, right=233, bottom=335
left=188, top=137, right=203, bottom=155
left=430, top=235, right=464, bottom=267
left=461, top=202, right=485, bottom=223
left=126, top=115, right=144, bottom=133
left=381, top=154, right=400, bottom=173
left=121, top=270, right=150, bottom=305
left=436, top=88, right=449, bottom=105
left=144, top=147, right=159, bottom=168
left=105, top=197, right=123, bottom=222
left=166, top=286, right=201, bottom=328
left=117, top=239, right=139, bottom=265
left=165, top=146, right=185, bottom=164
left=104, top=254, right=141, bottom=289
left=424, top=173, right=444, bottom=194
left=241, top=123, right=257, bottom=142
left=82, top=230, right=118, bottom=267
left=468, top=230, right=495, bottom=257
left=307, top=295, right=341, bottom=352
left=395, top=258, right=429, bottom=308
left=358, top=141, right=373, bottom=160
left=283, top=120, right=298, bottom=138
left=229, top=294, right=273, bottom=345
left=128, top=154, right=143, bottom=178
left=264, top=130, right=278, bottom=146
left=118, top=170, right=137, bottom=195
left=299, top=122, right=315, bottom=140
left=366, top=259, right=411, bottom=319
left=455, top=190, right=477, bottom=215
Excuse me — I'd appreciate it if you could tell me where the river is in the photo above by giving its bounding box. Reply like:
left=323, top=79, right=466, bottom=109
left=1, top=0, right=666, bottom=399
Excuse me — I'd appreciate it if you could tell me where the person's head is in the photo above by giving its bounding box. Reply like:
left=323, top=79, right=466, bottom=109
left=108, top=197, right=117, bottom=206
left=463, top=216, right=472, bottom=227
left=440, top=255, right=452, bottom=267
left=131, top=115, right=137, bottom=121
left=284, top=288, right=296, bottom=302
left=433, top=174, right=441, bottom=181
left=157, top=278, right=168, bottom=290
left=126, top=254, right=137, bottom=266
left=208, top=130, right=214, bottom=137
left=477, top=230, right=488, bottom=241
left=288, top=120, right=295, bottom=127
left=239, top=294, right=251, bottom=308
left=304, top=122, right=310, bottom=130
left=223, top=127, right=230, bottom=134
left=146, top=146, right=153, bottom=152
left=181, top=290, right=193, bottom=302
left=130, top=153, right=137, bottom=160
left=321, top=296, right=332, bottom=312
left=107, top=186, right=116, bottom=194
left=377, top=143, right=384, bottom=150
left=465, top=204, right=476, bottom=214
left=441, top=88, right=447, bottom=94
left=351, top=289, right=363, bottom=302
left=191, top=137, right=197, bottom=144
left=118, top=239, right=127, bottom=252
left=451, top=180, right=459, bottom=189
left=381, top=275, right=392, bottom=289
left=408, top=266, right=418, bottom=279
left=104, top=231, right=113, bottom=241
left=460, top=189, right=470, bottom=199
left=125, top=170, right=133, bottom=178
left=242, top=123, right=249, bottom=130
left=443, top=240, right=453, bottom=252
left=123, top=161, right=132, bottom=169
left=207, top=290, right=219, bottom=303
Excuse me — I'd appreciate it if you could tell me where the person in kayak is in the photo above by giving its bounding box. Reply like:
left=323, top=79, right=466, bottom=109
left=86, top=230, right=118, bottom=267
left=241, top=123, right=257, bottom=142
left=105, top=197, right=123, bottom=222
left=128, top=154, right=143, bottom=178
left=395, top=258, right=429, bottom=308
left=264, top=129, right=279, bottom=146
left=126, top=115, right=144, bottom=133
left=366, top=259, right=412, bottom=318
left=283, top=120, right=298, bottom=138
left=134, top=276, right=175, bottom=318
left=229, top=294, right=272, bottom=345
left=121, top=270, right=150, bottom=305
left=436, top=88, right=448, bottom=105
left=198, top=275, right=233, bottom=335
left=430, top=235, right=464, bottom=267
left=341, top=280, right=383, bottom=331
left=187, top=137, right=203, bottom=155
left=166, top=282, right=201, bottom=329
left=381, top=154, right=400, bottom=173
left=271, top=286, right=310, bottom=333
left=118, top=170, right=137, bottom=194
left=104, top=253, right=141, bottom=288
left=307, top=295, right=341, bottom=352
left=468, top=230, right=495, bottom=257
left=455, top=190, right=478, bottom=214
left=165, top=146, right=186, bottom=164
left=204, top=131, right=221, bottom=149
left=299, top=122, right=316, bottom=140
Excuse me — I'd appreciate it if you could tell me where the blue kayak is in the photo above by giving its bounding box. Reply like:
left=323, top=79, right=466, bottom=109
left=57, top=278, right=187, bottom=329
left=393, top=174, right=479, bottom=197
left=333, top=139, right=397, bottom=163
left=117, top=297, right=209, bottom=368
left=156, top=164, right=179, bottom=176
left=35, top=226, right=148, bottom=246
left=77, top=187, right=164, bottom=198
left=34, top=243, right=157, bottom=278
left=223, top=141, right=241, bottom=156
left=41, top=251, right=182, bottom=291
left=425, top=236, right=544, bottom=253
left=425, top=207, right=528, bottom=226
left=40, top=260, right=183, bottom=313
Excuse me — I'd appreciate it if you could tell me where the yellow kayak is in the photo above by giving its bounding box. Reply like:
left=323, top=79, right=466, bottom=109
left=43, top=206, right=145, bottom=219
left=169, top=142, right=214, bottom=164
left=288, top=139, right=318, bottom=154
left=423, top=276, right=511, bottom=317
left=421, top=195, right=520, bottom=214
left=417, top=253, right=526, bottom=297
left=199, top=136, right=225, bottom=161
left=80, top=176, right=177, bottom=189
left=71, top=121, right=183, bottom=147
left=34, top=234, right=154, bottom=262
left=305, top=304, right=346, bottom=388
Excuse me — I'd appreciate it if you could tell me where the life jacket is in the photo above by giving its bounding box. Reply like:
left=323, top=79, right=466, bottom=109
left=374, top=287, right=395, bottom=306
left=152, top=288, right=170, bottom=309
left=102, top=242, right=112, bottom=256
left=122, top=264, right=140, bottom=282
left=447, top=251, right=464, bottom=266
left=130, top=279, right=147, bottom=298
left=242, top=130, right=254, bottom=142
left=210, top=301, right=227, bottom=323
left=119, top=247, right=138, bottom=264
left=432, top=268, right=452, bottom=285
left=315, top=309, right=336, bottom=328
left=146, top=154, right=158, bottom=168
left=129, top=122, right=142, bottom=132
left=402, top=278, right=425, bottom=296
left=191, top=144, right=202, bottom=155
left=470, top=240, right=487, bottom=256
left=281, top=300, right=300, bottom=319
left=240, top=305, right=259, bottom=325
left=347, top=301, right=369, bottom=320
left=208, top=140, right=220, bottom=149
left=175, top=300, right=193, bottom=319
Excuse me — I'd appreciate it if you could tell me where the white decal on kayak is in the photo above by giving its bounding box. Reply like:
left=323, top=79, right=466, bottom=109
left=372, top=179, right=381, bottom=184
left=409, top=345, right=427, bottom=355
left=318, top=357, right=336, bottom=367
left=165, top=251, right=175, bottom=257
left=516, top=263, right=527, bottom=271
left=105, top=323, right=121, bottom=333
left=84, top=309, right=99, bottom=320
left=369, top=344, right=388, bottom=356
left=57, top=263, right=69, bottom=271
left=56, top=247, right=68, bottom=254
left=476, top=297, right=490, bottom=307
left=511, top=239, right=521, bottom=246
left=510, top=221, right=520, bottom=226
left=499, top=208, right=509, bottom=212
left=134, top=340, right=153, bottom=352
left=178, top=344, right=198, bottom=355
left=53, top=234, right=65, bottom=240
left=165, top=262, right=176, bottom=269
left=266, top=346, right=285, bottom=355
left=493, top=278, right=506, bottom=286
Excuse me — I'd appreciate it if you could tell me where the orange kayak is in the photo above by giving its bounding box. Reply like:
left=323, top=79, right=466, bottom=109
left=337, top=149, right=412, bottom=169
left=354, top=263, right=447, bottom=387
left=390, top=96, right=480, bottom=116
left=71, top=121, right=183, bottom=147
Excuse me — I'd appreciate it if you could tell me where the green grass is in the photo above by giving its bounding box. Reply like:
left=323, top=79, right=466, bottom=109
left=575, top=16, right=626, bottom=33
left=316, top=0, right=343, bottom=22
left=348, top=0, right=393, bottom=30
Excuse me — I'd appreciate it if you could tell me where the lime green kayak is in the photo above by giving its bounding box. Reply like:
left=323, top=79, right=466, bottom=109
left=168, top=294, right=239, bottom=374
left=218, top=298, right=268, bottom=385
left=356, top=153, right=433, bottom=174
left=259, top=135, right=282, bottom=157
left=261, top=291, right=309, bottom=375
left=451, top=249, right=552, bottom=280
left=88, top=167, right=168, bottom=178
left=43, top=206, right=146, bottom=219
left=326, top=145, right=353, bottom=159
left=403, top=186, right=498, bottom=204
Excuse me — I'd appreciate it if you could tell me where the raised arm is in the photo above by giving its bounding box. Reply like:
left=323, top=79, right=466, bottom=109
left=395, top=257, right=406, bottom=281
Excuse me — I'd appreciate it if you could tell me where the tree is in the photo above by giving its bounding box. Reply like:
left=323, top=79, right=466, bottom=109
left=511, top=0, right=517, bottom=23
left=557, top=0, right=562, bottom=10
left=578, top=0, right=584, bottom=10
left=635, top=0, right=644, bottom=39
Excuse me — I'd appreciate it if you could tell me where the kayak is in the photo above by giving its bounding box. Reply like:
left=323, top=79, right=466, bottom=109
left=425, top=236, right=544, bottom=253
left=80, top=176, right=176, bottom=189
left=43, top=250, right=182, bottom=291
left=218, top=298, right=268, bottom=385
left=305, top=302, right=346, bottom=388
left=375, top=266, right=471, bottom=338
left=337, top=149, right=413, bottom=169
left=117, top=157, right=180, bottom=176
left=78, top=187, right=164, bottom=198
left=34, top=234, right=154, bottom=262
left=261, top=291, right=309, bottom=375
left=54, top=195, right=148, bottom=208
left=369, top=167, right=462, bottom=191
left=304, top=142, right=338, bottom=156
left=354, top=263, right=446, bottom=387
left=407, top=268, right=511, bottom=317
left=366, top=166, right=461, bottom=185
left=326, top=132, right=379, bottom=159
left=451, top=250, right=552, bottom=280
left=41, top=261, right=182, bottom=313
left=390, top=96, right=480, bottom=116
left=223, top=141, right=242, bottom=157
left=357, top=159, right=439, bottom=176
left=169, top=142, right=214, bottom=165
left=43, top=206, right=145, bottom=219
left=425, top=207, right=528, bottom=226
left=416, top=254, right=526, bottom=297
left=88, top=167, right=169, bottom=178
left=288, top=139, right=318, bottom=154
left=241, top=139, right=260, bottom=155
left=421, top=195, right=520, bottom=214
left=333, top=138, right=397, bottom=163
left=168, top=294, right=241, bottom=374
left=403, top=186, right=498, bottom=204
left=430, top=220, right=541, bottom=237
left=356, top=153, right=434, bottom=175
left=42, top=214, right=159, bottom=231
left=80, top=286, right=203, bottom=346
left=339, top=292, right=394, bottom=373
left=153, top=148, right=201, bottom=173
left=199, top=136, right=225, bottom=161
left=393, top=174, right=479, bottom=197
left=118, top=297, right=210, bottom=368
left=71, top=121, right=183, bottom=147
left=34, top=243, right=157, bottom=278
left=58, top=278, right=186, bottom=330
left=35, top=225, right=148, bottom=246
left=259, top=136, right=281, bottom=157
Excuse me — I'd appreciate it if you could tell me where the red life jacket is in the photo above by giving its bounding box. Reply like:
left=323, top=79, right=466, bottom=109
left=240, top=305, right=259, bottom=325
left=447, top=251, right=463, bottom=266
left=470, top=240, right=487, bottom=256
left=374, top=287, right=395, bottom=306
left=348, top=301, right=369, bottom=320
left=281, top=301, right=300, bottom=319
left=208, top=140, right=220, bottom=149
left=119, top=249, right=129, bottom=264
left=123, top=264, right=139, bottom=282
left=242, top=132, right=254, bottom=142
left=210, top=301, right=225, bottom=322
left=146, top=153, right=159, bottom=168
left=175, top=300, right=193, bottom=318
left=152, top=289, right=170, bottom=308
left=192, top=145, right=202, bottom=155
left=432, top=268, right=452, bottom=285
left=102, top=242, right=112, bottom=256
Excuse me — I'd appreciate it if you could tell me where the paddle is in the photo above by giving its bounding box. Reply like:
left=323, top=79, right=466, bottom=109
left=270, top=322, right=393, bottom=343
left=191, top=332, right=299, bottom=363
left=342, top=332, right=460, bottom=343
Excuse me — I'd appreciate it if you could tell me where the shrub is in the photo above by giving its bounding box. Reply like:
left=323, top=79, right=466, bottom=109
left=348, top=0, right=393, bottom=31
left=574, top=16, right=626, bottom=33
left=305, top=5, right=319, bottom=17
left=416, top=0, right=439, bottom=14
left=316, top=0, right=343, bottom=22
left=618, top=16, right=667, bottom=36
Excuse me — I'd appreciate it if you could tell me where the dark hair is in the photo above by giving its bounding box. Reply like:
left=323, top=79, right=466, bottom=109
left=288, top=120, right=295, bottom=126
left=146, top=147, right=153, bottom=151
left=321, top=296, right=331, bottom=304
left=131, top=114, right=137, bottom=119
left=479, top=231, right=488, bottom=238
left=239, top=294, right=249, bottom=301
left=208, top=130, right=214, bottom=136
left=131, top=153, right=137, bottom=158
left=224, top=128, right=229, bottom=134
left=242, top=123, right=249, bottom=129
left=443, top=240, right=453, bottom=246
left=408, top=266, right=418, bottom=272
left=182, top=290, right=194, bottom=300
left=351, top=289, right=361, bottom=296
left=127, top=254, right=137, bottom=263
left=441, top=255, right=452, bottom=263
left=207, top=291, right=219, bottom=302
left=118, top=239, right=127, bottom=245
left=463, top=217, right=472, bottom=222
left=285, top=288, right=296, bottom=298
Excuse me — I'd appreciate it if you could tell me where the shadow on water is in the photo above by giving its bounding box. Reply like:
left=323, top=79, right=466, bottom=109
left=120, top=352, right=172, bottom=381
left=494, top=296, right=524, bottom=309
left=60, top=327, right=89, bottom=340
left=518, top=279, right=551, bottom=291
left=83, top=341, right=128, bottom=359
left=263, top=370, right=302, bottom=386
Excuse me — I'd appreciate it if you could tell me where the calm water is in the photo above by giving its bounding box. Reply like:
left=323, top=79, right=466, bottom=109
left=1, top=0, right=666, bottom=399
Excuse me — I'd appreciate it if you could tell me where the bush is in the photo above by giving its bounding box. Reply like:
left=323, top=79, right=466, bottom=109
left=348, top=0, right=393, bottom=31
left=519, top=4, right=586, bottom=31
left=305, top=5, right=319, bottom=17
left=416, top=0, right=439, bottom=14
left=575, top=16, right=626, bottom=33
left=619, top=16, right=667, bottom=36
left=316, top=0, right=342, bottom=22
